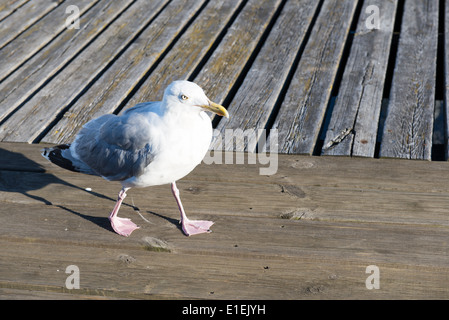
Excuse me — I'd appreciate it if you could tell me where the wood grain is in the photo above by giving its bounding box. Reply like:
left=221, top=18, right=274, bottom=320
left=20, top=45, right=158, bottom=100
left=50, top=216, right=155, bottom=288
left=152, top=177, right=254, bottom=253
left=0, top=0, right=134, bottom=124
left=0, top=0, right=443, bottom=162
left=0, top=0, right=98, bottom=83
left=42, top=0, right=241, bottom=144
left=379, top=0, right=438, bottom=160
left=191, top=0, right=283, bottom=106
left=322, top=0, right=397, bottom=157
left=0, top=0, right=29, bottom=23
left=0, top=0, right=170, bottom=143
left=0, top=0, right=60, bottom=50
left=211, top=0, right=320, bottom=152
left=272, top=0, right=359, bottom=155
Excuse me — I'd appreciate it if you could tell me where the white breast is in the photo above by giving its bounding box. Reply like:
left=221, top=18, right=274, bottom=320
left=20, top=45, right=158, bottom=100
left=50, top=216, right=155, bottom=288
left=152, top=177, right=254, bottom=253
left=122, top=111, right=212, bottom=188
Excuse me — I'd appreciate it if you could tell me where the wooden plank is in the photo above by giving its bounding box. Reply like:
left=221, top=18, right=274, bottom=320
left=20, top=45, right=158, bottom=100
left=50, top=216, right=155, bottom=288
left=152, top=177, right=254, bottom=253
left=0, top=287, right=123, bottom=300
left=271, top=0, right=359, bottom=155
left=0, top=0, right=99, bottom=83
left=120, top=0, right=246, bottom=112
left=1, top=142, right=448, bottom=299
left=0, top=0, right=171, bottom=143
left=3, top=167, right=449, bottom=230
left=0, top=170, right=302, bottom=219
left=0, top=0, right=28, bottom=22
left=321, top=0, right=397, bottom=157
left=379, top=0, right=439, bottom=160
left=211, top=0, right=320, bottom=152
left=1, top=167, right=448, bottom=300
left=1, top=216, right=448, bottom=299
left=0, top=0, right=60, bottom=49
left=2, top=142, right=449, bottom=227
left=1, top=196, right=448, bottom=270
left=1, top=236, right=445, bottom=300
left=191, top=0, right=282, bottom=105
left=42, top=0, right=242, bottom=144
left=0, top=0, right=135, bottom=124
left=4, top=142, right=449, bottom=195
left=126, top=0, right=283, bottom=108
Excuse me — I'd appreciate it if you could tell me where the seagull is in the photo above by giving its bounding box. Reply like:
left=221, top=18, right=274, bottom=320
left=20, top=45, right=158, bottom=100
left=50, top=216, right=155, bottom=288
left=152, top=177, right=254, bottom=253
left=42, top=80, right=229, bottom=237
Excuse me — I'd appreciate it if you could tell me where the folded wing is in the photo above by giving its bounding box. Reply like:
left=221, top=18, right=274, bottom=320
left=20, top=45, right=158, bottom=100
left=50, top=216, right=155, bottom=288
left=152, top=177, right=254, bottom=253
left=72, top=102, right=159, bottom=181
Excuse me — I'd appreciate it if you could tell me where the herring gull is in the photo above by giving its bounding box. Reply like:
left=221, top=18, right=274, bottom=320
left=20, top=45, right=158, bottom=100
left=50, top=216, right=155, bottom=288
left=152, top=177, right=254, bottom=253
left=42, top=80, right=229, bottom=237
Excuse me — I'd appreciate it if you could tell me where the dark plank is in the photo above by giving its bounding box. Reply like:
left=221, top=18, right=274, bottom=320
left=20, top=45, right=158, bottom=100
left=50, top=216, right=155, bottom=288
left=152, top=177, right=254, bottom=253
left=321, top=0, right=397, bottom=157
left=211, top=0, right=320, bottom=152
left=271, top=0, right=359, bottom=155
left=0, top=0, right=135, bottom=124
left=0, top=0, right=171, bottom=143
left=0, top=0, right=98, bottom=83
left=379, top=0, right=439, bottom=160
left=0, top=0, right=60, bottom=49
left=42, top=0, right=242, bottom=144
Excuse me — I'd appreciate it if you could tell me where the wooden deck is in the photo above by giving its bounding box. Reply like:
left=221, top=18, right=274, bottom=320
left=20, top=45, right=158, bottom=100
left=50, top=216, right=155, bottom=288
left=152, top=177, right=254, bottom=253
left=0, top=0, right=449, bottom=299
left=1, top=142, right=449, bottom=299
left=0, top=0, right=446, bottom=159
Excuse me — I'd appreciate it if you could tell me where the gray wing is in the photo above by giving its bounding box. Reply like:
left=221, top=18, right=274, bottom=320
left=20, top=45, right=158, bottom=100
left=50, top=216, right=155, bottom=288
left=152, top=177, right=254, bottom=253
left=72, top=103, right=159, bottom=181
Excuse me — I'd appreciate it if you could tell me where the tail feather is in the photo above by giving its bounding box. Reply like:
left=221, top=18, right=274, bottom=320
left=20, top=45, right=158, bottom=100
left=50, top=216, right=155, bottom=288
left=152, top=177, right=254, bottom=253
left=41, top=144, right=95, bottom=175
left=41, top=144, right=78, bottom=172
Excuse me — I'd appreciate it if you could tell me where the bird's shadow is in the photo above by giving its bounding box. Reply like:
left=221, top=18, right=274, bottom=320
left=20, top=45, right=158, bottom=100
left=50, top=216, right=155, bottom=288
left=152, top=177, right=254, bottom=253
left=0, top=148, right=135, bottom=234
left=145, top=210, right=182, bottom=233
left=57, top=205, right=113, bottom=233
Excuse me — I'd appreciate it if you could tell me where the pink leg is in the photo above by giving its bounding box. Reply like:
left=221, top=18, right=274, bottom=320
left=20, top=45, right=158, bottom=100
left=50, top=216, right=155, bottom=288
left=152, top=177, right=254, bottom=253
left=171, top=182, right=214, bottom=236
left=108, top=187, right=139, bottom=237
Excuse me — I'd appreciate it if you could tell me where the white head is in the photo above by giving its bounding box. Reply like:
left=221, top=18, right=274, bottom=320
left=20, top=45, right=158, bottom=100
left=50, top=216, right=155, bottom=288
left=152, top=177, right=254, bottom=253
left=163, top=80, right=229, bottom=118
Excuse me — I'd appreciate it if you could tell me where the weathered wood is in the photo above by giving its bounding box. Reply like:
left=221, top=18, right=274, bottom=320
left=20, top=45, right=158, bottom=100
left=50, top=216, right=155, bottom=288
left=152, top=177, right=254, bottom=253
left=0, top=0, right=134, bottom=124
left=0, top=1, right=448, bottom=300
left=0, top=0, right=445, bottom=163
left=191, top=0, right=282, bottom=105
left=5, top=142, right=449, bottom=199
left=0, top=0, right=98, bottom=83
left=3, top=165, right=449, bottom=229
left=379, top=0, right=439, bottom=160
left=42, top=0, right=242, bottom=144
left=0, top=0, right=60, bottom=50
left=3, top=232, right=446, bottom=300
left=211, top=0, right=320, bottom=152
left=271, top=0, right=359, bottom=155
left=125, top=0, right=283, bottom=113
left=0, top=0, right=28, bottom=22
left=321, top=0, right=397, bottom=157
left=0, top=0, right=170, bottom=143
left=0, top=142, right=448, bottom=299
left=1, top=217, right=448, bottom=300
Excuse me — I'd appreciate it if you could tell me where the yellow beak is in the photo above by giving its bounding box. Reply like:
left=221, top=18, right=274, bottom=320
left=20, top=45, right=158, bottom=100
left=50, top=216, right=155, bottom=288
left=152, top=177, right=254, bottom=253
left=201, top=100, right=229, bottom=118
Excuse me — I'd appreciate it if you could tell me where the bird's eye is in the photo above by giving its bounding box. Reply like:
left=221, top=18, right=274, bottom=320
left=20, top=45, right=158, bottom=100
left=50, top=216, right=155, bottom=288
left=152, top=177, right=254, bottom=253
left=180, top=94, right=189, bottom=101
